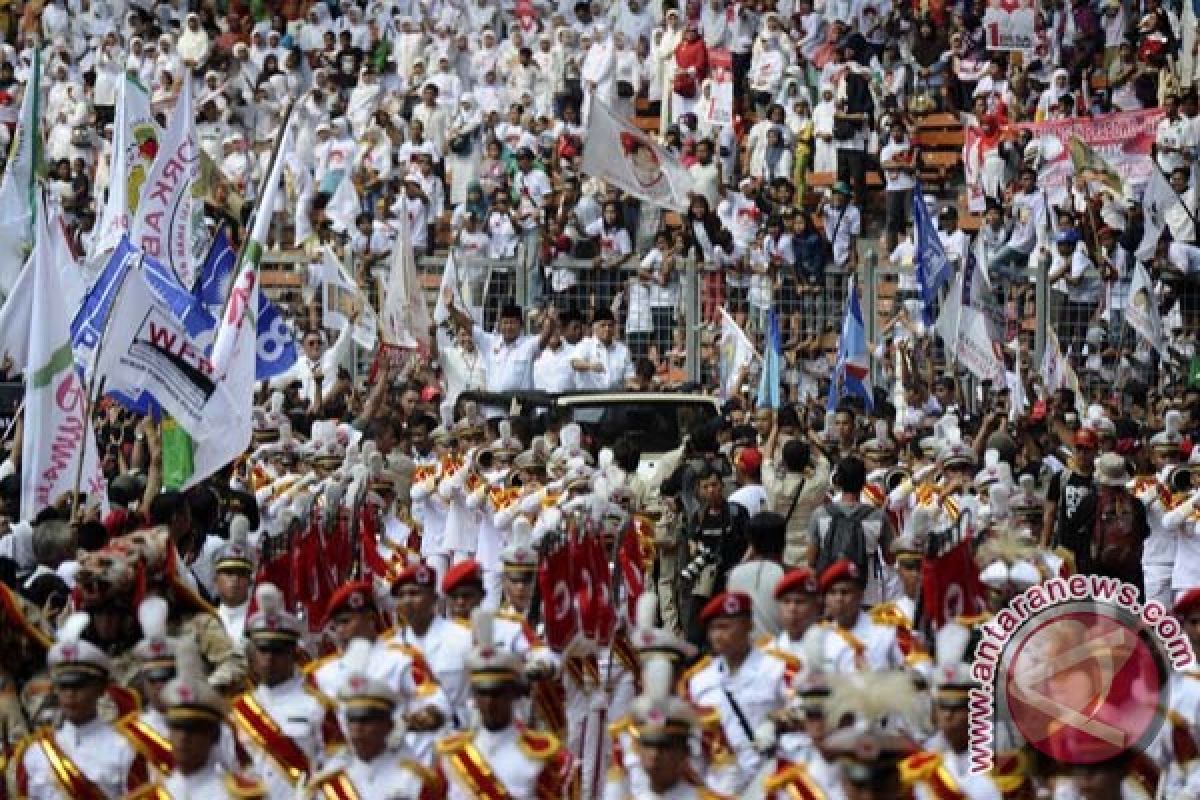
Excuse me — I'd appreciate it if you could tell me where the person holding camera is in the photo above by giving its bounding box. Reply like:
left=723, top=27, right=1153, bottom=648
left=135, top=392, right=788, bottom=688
left=681, top=466, right=749, bottom=647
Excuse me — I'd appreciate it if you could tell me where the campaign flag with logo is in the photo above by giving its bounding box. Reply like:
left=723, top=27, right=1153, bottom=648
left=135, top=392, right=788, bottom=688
left=581, top=98, right=695, bottom=211
left=320, top=246, right=379, bottom=352
left=0, top=45, right=42, bottom=299
left=192, top=228, right=298, bottom=379
left=913, top=184, right=951, bottom=326
left=935, top=259, right=1006, bottom=385
left=1068, top=134, right=1127, bottom=198
left=1136, top=168, right=1178, bottom=261
left=1125, top=261, right=1167, bottom=356
left=129, top=78, right=206, bottom=290
left=19, top=205, right=104, bottom=520
left=827, top=278, right=874, bottom=412
left=756, top=307, right=782, bottom=409
left=920, top=537, right=987, bottom=627
left=718, top=307, right=756, bottom=400
left=88, top=251, right=240, bottom=442
left=92, top=75, right=161, bottom=260
left=381, top=212, right=432, bottom=354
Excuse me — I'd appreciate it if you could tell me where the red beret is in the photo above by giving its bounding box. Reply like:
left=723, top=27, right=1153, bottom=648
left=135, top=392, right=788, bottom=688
left=1074, top=429, right=1099, bottom=449
left=818, top=558, right=866, bottom=593
left=393, top=562, right=437, bottom=592
left=775, top=567, right=819, bottom=599
left=1174, top=588, right=1200, bottom=618
left=325, top=581, right=378, bottom=621
left=441, top=559, right=484, bottom=594
left=698, top=591, right=753, bottom=626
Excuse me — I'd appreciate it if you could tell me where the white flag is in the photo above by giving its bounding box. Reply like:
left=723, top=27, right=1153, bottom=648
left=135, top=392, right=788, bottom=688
left=581, top=98, right=695, bottom=212
left=718, top=307, right=756, bottom=400
left=0, top=48, right=41, bottom=299
left=320, top=246, right=379, bottom=351
left=380, top=213, right=432, bottom=352
left=91, top=261, right=240, bottom=441
left=1136, top=168, right=1178, bottom=262
left=935, top=272, right=1005, bottom=385
left=92, top=75, right=160, bottom=260
left=194, top=113, right=295, bottom=488
left=21, top=207, right=104, bottom=519
left=433, top=251, right=483, bottom=326
left=1041, top=328, right=1067, bottom=394
left=1125, top=261, right=1167, bottom=355
left=326, top=171, right=359, bottom=233
left=129, top=80, right=205, bottom=290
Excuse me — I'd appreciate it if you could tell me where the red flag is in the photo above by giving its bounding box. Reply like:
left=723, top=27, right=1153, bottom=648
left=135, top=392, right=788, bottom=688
left=538, top=534, right=580, bottom=651
left=616, top=518, right=649, bottom=623
left=254, top=554, right=293, bottom=610
left=572, top=530, right=616, bottom=643
left=920, top=537, right=987, bottom=627
left=357, top=503, right=392, bottom=580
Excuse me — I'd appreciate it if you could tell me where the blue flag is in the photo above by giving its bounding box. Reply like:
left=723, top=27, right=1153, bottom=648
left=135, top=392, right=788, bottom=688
left=192, top=229, right=298, bottom=380
left=756, top=308, right=782, bottom=410
left=913, top=184, right=951, bottom=326
left=827, top=279, right=874, bottom=412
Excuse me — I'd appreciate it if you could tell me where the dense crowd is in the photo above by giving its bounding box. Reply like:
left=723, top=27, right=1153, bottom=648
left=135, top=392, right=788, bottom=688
left=0, top=0, right=1197, bottom=799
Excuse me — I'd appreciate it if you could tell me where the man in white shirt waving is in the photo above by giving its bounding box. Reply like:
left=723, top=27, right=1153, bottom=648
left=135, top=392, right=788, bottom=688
left=570, top=308, right=634, bottom=390
left=442, top=289, right=558, bottom=396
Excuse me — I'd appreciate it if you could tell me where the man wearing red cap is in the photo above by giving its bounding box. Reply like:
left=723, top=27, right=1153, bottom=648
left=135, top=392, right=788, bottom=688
left=1041, top=427, right=1099, bottom=551
left=306, top=580, right=450, bottom=756
left=818, top=558, right=906, bottom=673
left=386, top=561, right=474, bottom=725
left=729, top=447, right=768, bottom=516
left=771, top=567, right=822, bottom=659
left=680, top=591, right=795, bottom=791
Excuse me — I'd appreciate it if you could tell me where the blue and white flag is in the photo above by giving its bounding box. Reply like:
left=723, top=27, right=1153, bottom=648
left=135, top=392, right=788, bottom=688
left=756, top=308, right=782, bottom=410
left=192, top=228, right=297, bottom=379
left=827, top=278, right=874, bottom=412
left=913, top=184, right=951, bottom=326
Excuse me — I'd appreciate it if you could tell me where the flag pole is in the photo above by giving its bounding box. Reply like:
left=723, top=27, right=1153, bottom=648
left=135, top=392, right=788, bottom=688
left=217, top=100, right=295, bottom=327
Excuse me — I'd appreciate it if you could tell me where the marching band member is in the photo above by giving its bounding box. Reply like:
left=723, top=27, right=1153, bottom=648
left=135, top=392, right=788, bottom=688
left=432, top=610, right=576, bottom=799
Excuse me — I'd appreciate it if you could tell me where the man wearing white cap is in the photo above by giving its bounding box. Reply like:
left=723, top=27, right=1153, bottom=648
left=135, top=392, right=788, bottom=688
left=12, top=613, right=147, bottom=799
left=433, top=610, right=576, bottom=799
left=306, top=639, right=436, bottom=798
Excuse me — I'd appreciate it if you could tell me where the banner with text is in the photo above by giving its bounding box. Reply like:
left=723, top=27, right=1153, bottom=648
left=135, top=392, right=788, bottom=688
left=983, top=5, right=1037, bottom=51
left=963, top=108, right=1163, bottom=212
left=702, top=49, right=734, bottom=129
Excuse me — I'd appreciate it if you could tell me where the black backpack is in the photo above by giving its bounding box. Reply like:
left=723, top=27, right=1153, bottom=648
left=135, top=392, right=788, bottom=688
left=814, top=504, right=874, bottom=578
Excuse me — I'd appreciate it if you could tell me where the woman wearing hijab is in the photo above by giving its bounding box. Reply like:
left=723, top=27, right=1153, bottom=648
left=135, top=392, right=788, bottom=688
left=672, top=21, right=709, bottom=123
left=581, top=21, right=617, bottom=125
left=178, top=13, right=210, bottom=71
left=790, top=97, right=815, bottom=196
left=446, top=93, right=484, bottom=205
left=613, top=31, right=642, bottom=120
left=812, top=82, right=838, bottom=173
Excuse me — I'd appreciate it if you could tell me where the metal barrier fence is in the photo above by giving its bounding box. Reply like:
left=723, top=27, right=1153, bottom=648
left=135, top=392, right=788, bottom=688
left=266, top=239, right=1177, bottom=410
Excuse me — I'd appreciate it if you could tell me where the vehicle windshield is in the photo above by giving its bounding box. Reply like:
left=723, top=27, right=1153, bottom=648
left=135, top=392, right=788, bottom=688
left=565, top=401, right=717, bottom=453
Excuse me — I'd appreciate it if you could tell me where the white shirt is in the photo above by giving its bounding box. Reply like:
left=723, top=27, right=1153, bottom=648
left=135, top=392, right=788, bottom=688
left=473, top=326, right=542, bottom=392
left=387, top=617, right=474, bottom=727
left=571, top=336, right=634, bottom=390
left=533, top=341, right=578, bottom=393
left=320, top=749, right=429, bottom=799
left=823, top=203, right=861, bottom=267
left=880, top=139, right=917, bottom=192
left=20, top=717, right=139, bottom=799
left=216, top=600, right=250, bottom=652
left=729, top=484, right=769, bottom=516
left=235, top=676, right=327, bottom=799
